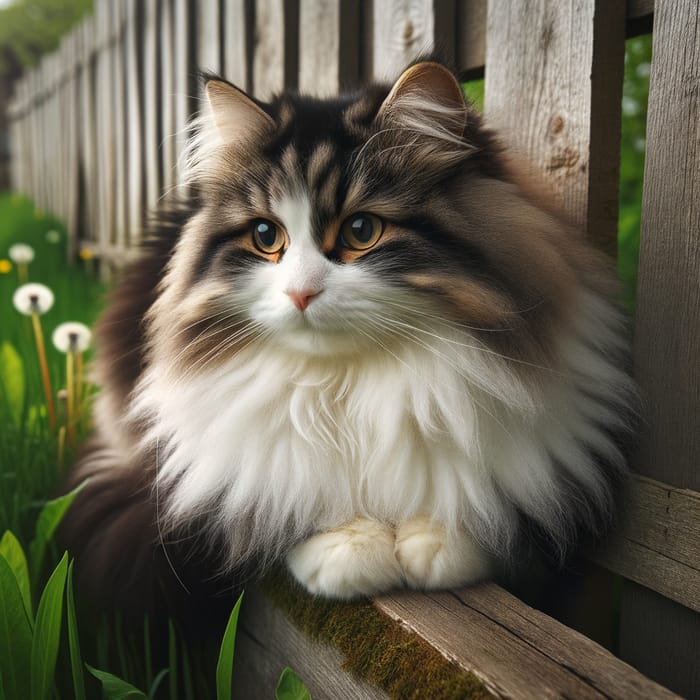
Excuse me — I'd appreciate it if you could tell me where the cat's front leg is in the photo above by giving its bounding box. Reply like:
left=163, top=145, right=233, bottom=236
left=395, top=516, right=492, bottom=590
left=286, top=517, right=403, bottom=599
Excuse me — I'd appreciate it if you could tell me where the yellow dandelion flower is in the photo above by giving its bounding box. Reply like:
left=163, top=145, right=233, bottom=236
left=0, top=259, right=12, bottom=274
left=79, top=247, right=94, bottom=261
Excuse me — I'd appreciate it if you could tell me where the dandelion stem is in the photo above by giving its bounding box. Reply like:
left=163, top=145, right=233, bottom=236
left=58, top=425, right=66, bottom=469
left=66, top=350, right=75, bottom=446
left=18, top=262, right=28, bottom=284
left=31, top=311, right=55, bottom=430
left=75, top=351, right=84, bottom=424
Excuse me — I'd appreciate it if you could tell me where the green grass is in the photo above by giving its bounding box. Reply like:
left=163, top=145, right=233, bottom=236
left=0, top=192, right=105, bottom=542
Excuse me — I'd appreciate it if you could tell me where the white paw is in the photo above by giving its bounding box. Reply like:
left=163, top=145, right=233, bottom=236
left=395, top=516, right=492, bottom=590
left=286, top=518, right=403, bottom=599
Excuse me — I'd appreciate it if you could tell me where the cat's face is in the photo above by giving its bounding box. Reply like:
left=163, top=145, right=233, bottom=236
left=151, top=63, right=577, bottom=372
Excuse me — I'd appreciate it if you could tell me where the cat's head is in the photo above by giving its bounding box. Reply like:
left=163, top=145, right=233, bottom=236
left=150, top=62, right=582, bottom=372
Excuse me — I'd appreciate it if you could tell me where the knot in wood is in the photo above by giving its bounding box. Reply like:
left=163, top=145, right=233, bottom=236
left=403, top=20, right=414, bottom=44
left=547, top=146, right=580, bottom=171
left=550, top=115, right=565, bottom=134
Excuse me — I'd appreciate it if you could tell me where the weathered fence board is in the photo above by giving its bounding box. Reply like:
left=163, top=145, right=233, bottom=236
left=375, top=585, right=679, bottom=699
left=372, top=0, right=455, bottom=81
left=298, top=0, right=361, bottom=96
left=484, top=0, right=624, bottom=254
left=593, top=477, right=700, bottom=613
left=619, top=0, right=700, bottom=695
left=143, top=0, right=162, bottom=215
left=223, top=0, right=249, bottom=90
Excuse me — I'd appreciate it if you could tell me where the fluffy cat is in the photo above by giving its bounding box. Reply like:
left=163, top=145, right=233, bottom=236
left=62, top=61, right=634, bottom=607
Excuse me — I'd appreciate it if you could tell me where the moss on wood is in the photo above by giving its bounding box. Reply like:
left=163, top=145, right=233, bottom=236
left=261, top=570, right=494, bottom=700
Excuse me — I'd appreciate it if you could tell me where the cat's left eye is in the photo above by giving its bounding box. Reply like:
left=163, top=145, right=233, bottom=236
left=338, top=213, right=384, bottom=251
left=252, top=219, right=285, bottom=254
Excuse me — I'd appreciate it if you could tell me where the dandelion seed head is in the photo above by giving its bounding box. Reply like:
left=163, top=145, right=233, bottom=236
left=9, top=243, right=35, bottom=264
left=13, top=283, right=54, bottom=316
left=52, top=321, right=92, bottom=353
left=46, top=230, right=61, bottom=244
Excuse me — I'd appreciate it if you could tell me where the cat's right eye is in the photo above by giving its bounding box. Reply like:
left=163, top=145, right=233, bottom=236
left=251, top=219, right=285, bottom=254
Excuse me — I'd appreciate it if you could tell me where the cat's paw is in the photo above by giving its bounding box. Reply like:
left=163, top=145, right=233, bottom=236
left=395, top=516, right=491, bottom=590
left=286, top=518, right=403, bottom=599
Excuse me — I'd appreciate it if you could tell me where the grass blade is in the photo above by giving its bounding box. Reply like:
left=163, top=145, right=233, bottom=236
left=0, top=341, right=25, bottom=425
left=0, top=554, right=32, bottom=697
left=30, top=552, right=68, bottom=700
left=29, top=483, right=84, bottom=580
left=276, top=668, right=312, bottom=700
left=85, top=665, right=147, bottom=699
left=215, top=593, right=244, bottom=700
left=0, top=530, right=32, bottom=622
left=168, top=620, right=177, bottom=700
left=147, top=669, right=169, bottom=699
left=66, top=561, right=86, bottom=700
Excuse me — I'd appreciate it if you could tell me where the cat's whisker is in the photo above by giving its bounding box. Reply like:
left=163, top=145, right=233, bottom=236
left=371, top=312, right=561, bottom=377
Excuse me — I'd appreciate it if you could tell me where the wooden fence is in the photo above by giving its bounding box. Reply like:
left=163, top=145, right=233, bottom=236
left=6, top=0, right=700, bottom=697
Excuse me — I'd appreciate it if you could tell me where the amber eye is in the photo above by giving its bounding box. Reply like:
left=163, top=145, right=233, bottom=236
left=252, top=219, right=285, bottom=254
left=338, top=213, right=384, bottom=250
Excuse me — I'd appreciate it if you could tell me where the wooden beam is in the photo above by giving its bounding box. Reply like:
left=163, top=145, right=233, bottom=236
left=592, top=476, right=700, bottom=613
left=376, top=586, right=679, bottom=699
left=234, top=580, right=677, bottom=699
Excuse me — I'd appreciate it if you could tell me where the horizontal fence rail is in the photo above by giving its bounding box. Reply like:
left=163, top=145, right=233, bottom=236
left=6, top=0, right=700, bottom=696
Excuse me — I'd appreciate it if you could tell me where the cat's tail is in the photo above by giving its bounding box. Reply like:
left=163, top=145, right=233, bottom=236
left=58, top=438, right=164, bottom=612
left=58, top=438, right=239, bottom=630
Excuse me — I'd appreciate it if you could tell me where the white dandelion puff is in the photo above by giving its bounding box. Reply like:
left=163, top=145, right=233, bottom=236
left=52, top=322, right=92, bottom=353
left=8, top=243, right=35, bottom=264
left=13, top=283, right=55, bottom=316
left=46, top=230, right=61, bottom=244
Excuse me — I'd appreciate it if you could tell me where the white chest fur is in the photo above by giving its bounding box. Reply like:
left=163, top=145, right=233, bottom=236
left=133, top=298, right=628, bottom=567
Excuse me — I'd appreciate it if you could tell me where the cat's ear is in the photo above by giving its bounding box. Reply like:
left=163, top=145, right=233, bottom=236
left=377, top=62, right=467, bottom=138
left=205, top=79, right=275, bottom=145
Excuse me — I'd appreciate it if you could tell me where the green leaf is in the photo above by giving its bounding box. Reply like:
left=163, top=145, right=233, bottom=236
left=0, top=554, right=32, bottom=698
left=30, top=552, right=68, bottom=700
left=66, top=562, right=85, bottom=700
left=85, top=665, right=147, bottom=699
left=275, top=668, right=312, bottom=700
left=29, top=483, right=84, bottom=579
left=0, top=530, right=32, bottom=622
left=0, top=341, right=25, bottom=424
left=215, top=593, right=244, bottom=700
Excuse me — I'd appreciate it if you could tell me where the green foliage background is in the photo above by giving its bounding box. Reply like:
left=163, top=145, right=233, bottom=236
left=0, top=0, right=93, bottom=78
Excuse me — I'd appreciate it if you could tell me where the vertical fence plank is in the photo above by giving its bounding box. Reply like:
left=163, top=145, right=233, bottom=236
left=142, top=0, right=162, bottom=214
left=223, top=0, right=249, bottom=89
left=79, top=16, right=98, bottom=247
left=372, top=0, right=456, bottom=81
left=112, top=0, right=128, bottom=256
left=252, top=0, right=298, bottom=99
left=160, top=0, right=177, bottom=193
left=197, top=0, right=221, bottom=73
left=298, top=0, right=360, bottom=96
left=123, top=0, right=143, bottom=247
left=173, top=0, right=193, bottom=183
left=619, top=0, right=700, bottom=696
left=484, top=0, right=624, bottom=253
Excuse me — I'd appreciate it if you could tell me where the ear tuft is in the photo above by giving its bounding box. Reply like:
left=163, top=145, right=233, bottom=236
left=379, top=62, right=467, bottom=139
left=205, top=79, right=275, bottom=145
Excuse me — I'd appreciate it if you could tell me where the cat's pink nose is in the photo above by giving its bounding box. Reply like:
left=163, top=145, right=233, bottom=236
left=285, top=289, right=322, bottom=312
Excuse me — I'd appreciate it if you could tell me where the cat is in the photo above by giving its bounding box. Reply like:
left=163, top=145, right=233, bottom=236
left=62, top=61, right=635, bottom=609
